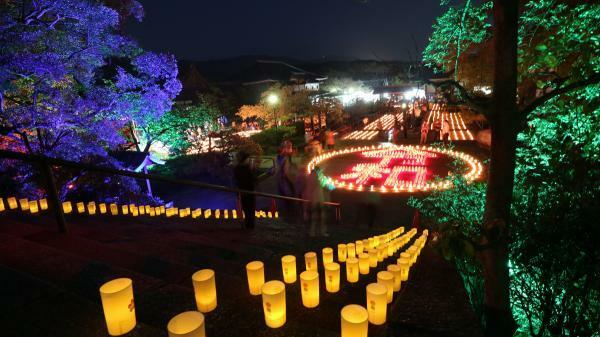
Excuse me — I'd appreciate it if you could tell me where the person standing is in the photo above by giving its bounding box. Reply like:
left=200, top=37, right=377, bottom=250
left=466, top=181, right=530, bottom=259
left=234, top=151, right=256, bottom=229
left=302, top=166, right=328, bottom=237
left=442, top=117, right=451, bottom=145
left=420, top=121, right=429, bottom=144
left=325, top=129, right=335, bottom=150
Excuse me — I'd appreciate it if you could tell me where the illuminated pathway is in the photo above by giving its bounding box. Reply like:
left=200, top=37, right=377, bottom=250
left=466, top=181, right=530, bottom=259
left=343, top=103, right=475, bottom=141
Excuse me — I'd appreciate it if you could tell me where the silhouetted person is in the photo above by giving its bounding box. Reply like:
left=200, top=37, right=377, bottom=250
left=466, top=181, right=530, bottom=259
left=234, top=151, right=256, bottom=229
left=303, top=166, right=328, bottom=237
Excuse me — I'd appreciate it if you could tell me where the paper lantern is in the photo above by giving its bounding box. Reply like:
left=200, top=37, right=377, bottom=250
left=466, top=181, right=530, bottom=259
left=381, top=244, right=388, bottom=259
left=145, top=205, right=151, bottom=214
left=322, top=247, right=334, bottom=265
left=337, top=243, right=347, bottom=262
left=109, top=204, right=118, bottom=215
left=87, top=202, right=96, bottom=215
left=7, top=197, right=17, bottom=209
left=346, top=257, right=359, bottom=283
left=0, top=198, right=5, bottom=212
left=203, top=209, right=211, bottom=218
left=19, top=198, right=29, bottom=211
left=366, top=283, right=387, bottom=325
left=281, top=255, right=297, bottom=283
left=387, top=264, right=401, bottom=292
left=131, top=206, right=139, bottom=217
left=377, top=271, right=394, bottom=303
left=362, top=239, right=368, bottom=251
left=387, top=243, right=394, bottom=257
left=246, top=261, right=265, bottom=295
left=215, top=209, right=221, bottom=219
left=358, top=253, right=370, bottom=275
left=121, top=205, right=129, bottom=215
left=341, top=304, right=368, bottom=337
left=261, top=280, right=286, bottom=328
left=192, top=269, right=217, bottom=313
left=368, top=249, right=378, bottom=268
left=75, top=202, right=84, bottom=213
left=408, top=246, right=418, bottom=264
left=149, top=208, right=156, bottom=217
left=99, top=278, right=136, bottom=336
left=275, top=211, right=279, bottom=218
left=99, top=203, right=107, bottom=214
left=138, top=206, right=145, bottom=215
left=304, top=252, right=318, bottom=271
left=224, top=209, right=229, bottom=219
left=355, top=240, right=364, bottom=254
left=232, top=210, right=237, bottom=219
left=167, top=311, right=205, bottom=337
left=62, top=201, right=72, bottom=214
left=347, top=243, right=356, bottom=259
left=377, top=246, right=384, bottom=262
left=300, top=270, right=319, bottom=308
left=28, top=200, right=38, bottom=213
left=324, top=262, right=340, bottom=293
left=397, top=257, right=410, bottom=281
left=128, top=204, right=135, bottom=213
left=39, top=198, right=48, bottom=210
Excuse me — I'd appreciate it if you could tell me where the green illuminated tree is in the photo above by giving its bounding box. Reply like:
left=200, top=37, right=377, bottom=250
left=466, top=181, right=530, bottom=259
left=421, top=1, right=600, bottom=336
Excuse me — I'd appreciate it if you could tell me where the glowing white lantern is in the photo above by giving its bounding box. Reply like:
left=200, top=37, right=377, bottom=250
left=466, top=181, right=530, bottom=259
left=19, top=198, right=29, bottom=211
left=324, top=262, right=340, bottom=293
left=62, top=201, right=72, bottom=214
left=39, top=198, right=48, bottom=210
left=300, top=270, right=319, bottom=308
left=322, top=247, right=334, bottom=265
left=358, top=253, right=370, bottom=275
left=99, top=278, right=136, bottom=336
left=305, top=252, right=318, bottom=271
left=29, top=200, right=39, bottom=213
left=346, top=257, right=359, bottom=283
left=281, top=255, right=297, bottom=283
left=341, top=304, right=368, bottom=337
left=261, top=280, right=286, bottom=328
left=167, top=311, right=205, bottom=337
left=192, top=269, right=217, bottom=313
left=246, top=261, right=265, bottom=295
left=387, top=264, right=401, bottom=292
left=377, top=271, right=394, bottom=303
left=338, top=244, right=347, bottom=262
left=355, top=240, right=364, bottom=254
left=347, top=243, right=356, bottom=259
left=366, top=283, right=387, bottom=325
left=368, top=249, right=378, bottom=268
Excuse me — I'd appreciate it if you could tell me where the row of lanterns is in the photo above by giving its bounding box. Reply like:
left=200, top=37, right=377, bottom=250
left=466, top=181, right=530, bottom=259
left=96, top=226, right=427, bottom=337
left=1, top=197, right=278, bottom=221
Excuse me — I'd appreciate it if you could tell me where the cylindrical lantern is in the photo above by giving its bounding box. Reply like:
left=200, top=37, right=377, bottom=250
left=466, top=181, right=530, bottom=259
left=408, top=246, right=418, bottom=265
left=324, top=262, right=340, bottom=293
left=387, top=243, right=394, bottom=257
left=368, top=249, right=378, bottom=268
left=7, top=197, right=17, bottom=209
left=347, top=243, right=356, bottom=259
left=355, top=240, right=364, bottom=255
left=346, top=257, right=359, bottom=283
left=131, top=206, right=139, bottom=217
left=121, top=205, right=129, bottom=215
left=99, top=278, right=136, bottom=336
left=322, top=247, right=334, bottom=265
left=0, top=198, right=5, bottom=212
left=76, top=202, right=84, bottom=213
left=246, top=261, right=265, bottom=295
left=300, top=270, right=319, bottom=308
left=99, top=203, right=107, bottom=214
left=29, top=200, right=39, bottom=213
left=381, top=244, right=388, bottom=259
left=377, top=271, right=394, bottom=303
left=304, top=252, right=318, bottom=271
left=341, top=304, right=368, bottom=337
left=88, top=202, right=96, bottom=215
left=39, top=198, right=48, bottom=210
left=19, top=198, right=29, bottom=211
left=397, top=257, right=410, bottom=281
left=377, top=246, right=384, bottom=262
left=386, top=264, right=401, bottom=292
left=366, top=283, right=387, bottom=325
left=192, top=269, right=217, bottom=313
left=261, top=280, right=286, bottom=328
left=281, top=255, right=297, bottom=284
left=362, top=239, right=368, bottom=251
left=358, top=253, right=370, bottom=275
left=62, top=201, right=72, bottom=214
left=167, top=311, right=205, bottom=337
left=338, top=244, right=347, bottom=263
left=110, top=204, right=118, bottom=215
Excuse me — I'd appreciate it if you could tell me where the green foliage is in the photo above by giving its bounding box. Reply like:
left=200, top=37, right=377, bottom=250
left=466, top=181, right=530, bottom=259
left=250, top=126, right=301, bottom=155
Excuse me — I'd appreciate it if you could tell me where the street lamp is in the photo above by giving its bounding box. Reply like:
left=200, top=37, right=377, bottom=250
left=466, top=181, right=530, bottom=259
left=267, top=93, right=279, bottom=128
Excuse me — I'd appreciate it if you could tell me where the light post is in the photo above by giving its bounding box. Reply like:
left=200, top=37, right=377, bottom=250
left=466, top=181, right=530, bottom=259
left=267, top=93, right=279, bottom=128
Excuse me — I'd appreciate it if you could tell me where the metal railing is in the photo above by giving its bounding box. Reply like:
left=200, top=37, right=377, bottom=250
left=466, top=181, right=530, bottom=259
left=0, top=150, right=342, bottom=233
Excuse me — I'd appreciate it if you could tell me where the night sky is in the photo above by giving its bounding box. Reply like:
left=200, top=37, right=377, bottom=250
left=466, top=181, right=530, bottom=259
left=128, top=0, right=443, bottom=61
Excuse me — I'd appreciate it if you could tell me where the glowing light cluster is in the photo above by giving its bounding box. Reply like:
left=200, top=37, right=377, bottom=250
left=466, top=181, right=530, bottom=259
left=343, top=113, right=402, bottom=140
left=426, top=103, right=474, bottom=141
left=307, top=144, right=483, bottom=193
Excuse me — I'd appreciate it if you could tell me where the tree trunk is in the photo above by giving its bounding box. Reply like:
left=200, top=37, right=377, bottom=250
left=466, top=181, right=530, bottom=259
left=481, top=0, right=519, bottom=336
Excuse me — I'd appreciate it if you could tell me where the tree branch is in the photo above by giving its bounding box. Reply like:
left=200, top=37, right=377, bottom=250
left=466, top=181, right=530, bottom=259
left=424, top=79, right=490, bottom=114
left=519, top=72, right=600, bottom=117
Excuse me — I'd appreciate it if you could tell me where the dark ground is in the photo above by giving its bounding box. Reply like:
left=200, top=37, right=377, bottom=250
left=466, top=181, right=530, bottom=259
left=0, top=210, right=482, bottom=337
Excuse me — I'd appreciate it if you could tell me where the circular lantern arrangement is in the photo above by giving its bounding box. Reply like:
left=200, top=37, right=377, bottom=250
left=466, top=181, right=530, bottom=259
left=307, top=144, right=483, bottom=193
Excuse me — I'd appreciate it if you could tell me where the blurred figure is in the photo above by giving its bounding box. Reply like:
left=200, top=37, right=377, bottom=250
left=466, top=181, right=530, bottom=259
left=303, top=166, right=328, bottom=237
left=420, top=121, right=429, bottom=144
left=276, top=140, right=297, bottom=218
left=325, top=129, right=335, bottom=150
left=234, top=151, right=256, bottom=229
left=442, top=117, right=451, bottom=145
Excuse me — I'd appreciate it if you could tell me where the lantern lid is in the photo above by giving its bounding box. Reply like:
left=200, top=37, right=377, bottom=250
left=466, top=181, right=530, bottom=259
left=387, top=264, right=400, bottom=271
left=346, top=257, right=358, bottom=264
left=347, top=243, right=355, bottom=247
left=246, top=261, right=264, bottom=270
left=192, top=269, right=214, bottom=282
left=300, top=270, right=318, bottom=280
left=324, top=262, right=340, bottom=271
left=341, top=304, right=368, bottom=323
left=281, top=255, right=296, bottom=262
left=337, top=243, right=347, bottom=248
left=168, top=311, right=205, bottom=335
left=322, top=247, right=333, bottom=253
left=359, top=253, right=369, bottom=258
left=262, top=280, right=285, bottom=295
left=100, top=278, right=132, bottom=295
left=377, top=271, right=394, bottom=280
left=367, top=283, right=387, bottom=295
left=305, top=252, right=316, bottom=258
